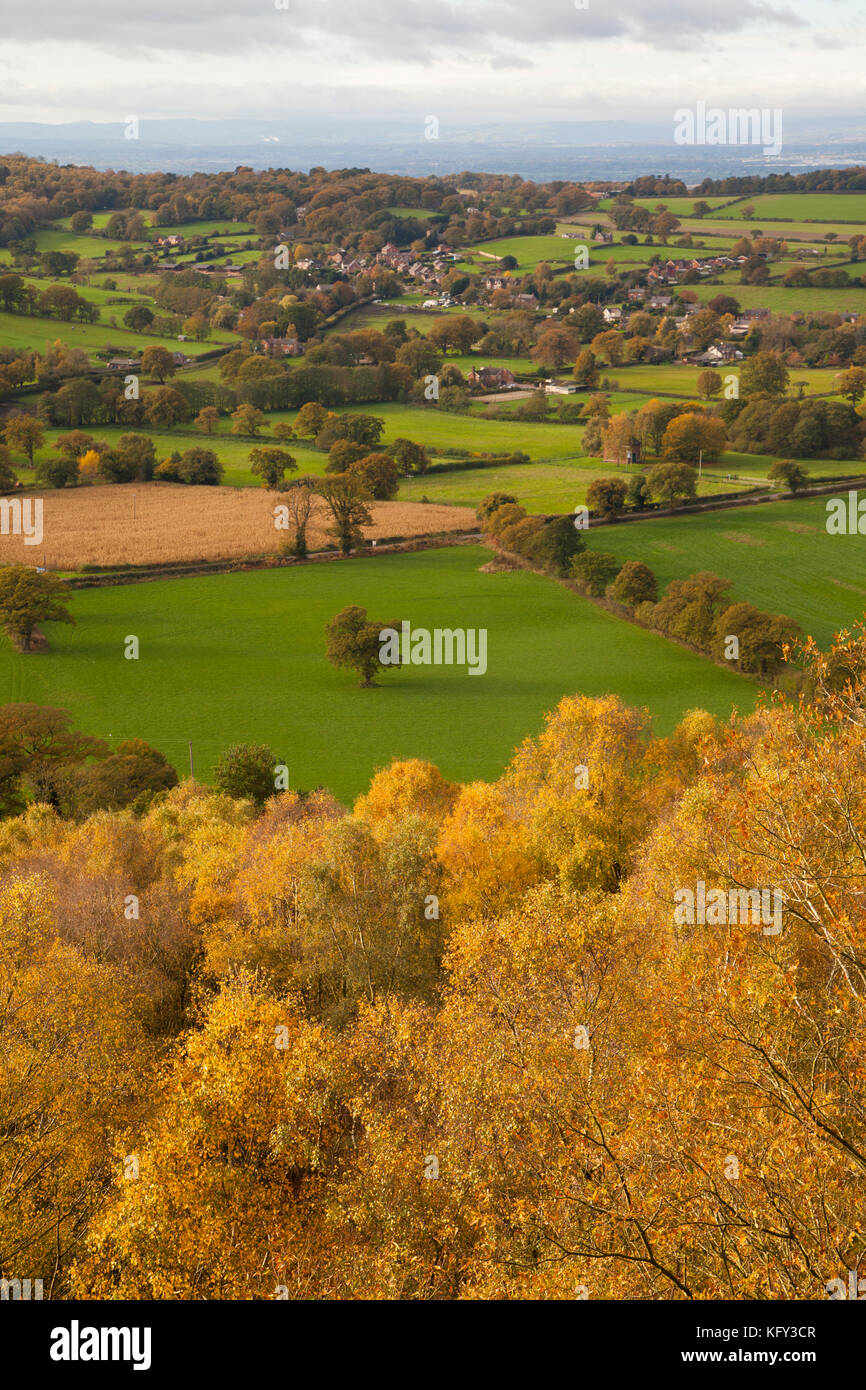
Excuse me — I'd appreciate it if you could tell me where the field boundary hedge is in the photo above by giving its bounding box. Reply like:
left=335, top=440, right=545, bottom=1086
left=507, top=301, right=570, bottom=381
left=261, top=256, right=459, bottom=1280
left=65, top=529, right=482, bottom=588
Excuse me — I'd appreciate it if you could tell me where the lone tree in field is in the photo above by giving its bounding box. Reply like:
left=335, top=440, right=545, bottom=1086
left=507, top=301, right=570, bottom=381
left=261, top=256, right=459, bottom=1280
left=0, top=566, right=75, bottom=652
left=768, top=458, right=809, bottom=495
left=325, top=605, right=398, bottom=688
left=249, top=447, right=297, bottom=489
left=317, top=475, right=373, bottom=555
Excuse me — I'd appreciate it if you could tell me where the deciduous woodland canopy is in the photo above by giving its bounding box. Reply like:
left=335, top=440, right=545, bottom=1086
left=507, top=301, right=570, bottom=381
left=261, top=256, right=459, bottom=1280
left=1, top=630, right=864, bottom=1300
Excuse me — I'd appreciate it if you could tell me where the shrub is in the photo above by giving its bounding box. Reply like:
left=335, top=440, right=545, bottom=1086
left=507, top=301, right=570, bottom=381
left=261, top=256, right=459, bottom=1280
left=609, top=560, right=658, bottom=609
left=571, top=550, right=622, bottom=596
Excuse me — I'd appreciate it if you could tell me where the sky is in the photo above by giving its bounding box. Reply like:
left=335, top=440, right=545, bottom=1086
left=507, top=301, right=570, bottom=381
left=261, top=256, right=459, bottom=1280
left=0, top=0, right=864, bottom=130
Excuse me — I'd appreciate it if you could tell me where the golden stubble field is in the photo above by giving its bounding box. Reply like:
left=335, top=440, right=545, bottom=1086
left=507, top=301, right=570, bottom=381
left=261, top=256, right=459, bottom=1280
left=0, top=484, right=477, bottom=568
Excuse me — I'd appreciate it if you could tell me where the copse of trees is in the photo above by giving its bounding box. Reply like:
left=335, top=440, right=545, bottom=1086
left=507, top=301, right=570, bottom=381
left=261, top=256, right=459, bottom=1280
left=0, top=704, right=176, bottom=817
left=478, top=495, right=585, bottom=576
left=155, top=446, right=222, bottom=485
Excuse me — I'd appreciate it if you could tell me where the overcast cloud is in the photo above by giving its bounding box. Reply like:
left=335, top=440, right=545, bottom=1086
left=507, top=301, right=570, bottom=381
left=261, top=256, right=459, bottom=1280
left=0, top=0, right=862, bottom=125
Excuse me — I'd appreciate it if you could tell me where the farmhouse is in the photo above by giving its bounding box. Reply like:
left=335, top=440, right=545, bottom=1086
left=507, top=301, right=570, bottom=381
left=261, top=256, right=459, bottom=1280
left=467, top=366, right=517, bottom=391
left=260, top=336, right=304, bottom=356
left=690, top=343, right=743, bottom=366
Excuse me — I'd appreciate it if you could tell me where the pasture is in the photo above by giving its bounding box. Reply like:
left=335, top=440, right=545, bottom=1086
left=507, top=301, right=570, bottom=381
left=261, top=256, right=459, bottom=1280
left=0, top=546, right=755, bottom=800
left=585, top=492, right=866, bottom=646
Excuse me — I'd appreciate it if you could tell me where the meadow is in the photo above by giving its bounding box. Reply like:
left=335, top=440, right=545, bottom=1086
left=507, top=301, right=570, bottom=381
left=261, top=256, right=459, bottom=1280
left=0, top=546, right=755, bottom=800
left=585, top=492, right=866, bottom=646
left=713, top=194, right=866, bottom=223
left=0, top=309, right=223, bottom=358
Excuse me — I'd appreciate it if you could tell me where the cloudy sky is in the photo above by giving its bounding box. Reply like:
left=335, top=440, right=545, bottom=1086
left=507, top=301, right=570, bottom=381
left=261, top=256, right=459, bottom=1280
left=0, top=0, right=864, bottom=128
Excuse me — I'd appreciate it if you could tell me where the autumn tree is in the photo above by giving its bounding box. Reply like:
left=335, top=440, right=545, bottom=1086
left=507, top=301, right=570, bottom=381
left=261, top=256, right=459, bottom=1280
left=646, top=460, right=699, bottom=506
left=768, top=457, right=809, bottom=493
left=195, top=406, right=220, bottom=434
left=609, top=560, right=658, bottom=609
left=317, top=475, right=373, bottom=555
left=140, top=346, right=176, bottom=383
left=586, top=477, right=628, bottom=519
left=325, top=605, right=396, bottom=687
left=277, top=481, right=316, bottom=560
left=0, top=567, right=74, bottom=652
left=571, top=550, right=621, bottom=596
left=661, top=412, right=726, bottom=465
left=249, top=447, right=297, bottom=489
left=231, top=404, right=267, bottom=437
left=3, top=413, right=43, bottom=464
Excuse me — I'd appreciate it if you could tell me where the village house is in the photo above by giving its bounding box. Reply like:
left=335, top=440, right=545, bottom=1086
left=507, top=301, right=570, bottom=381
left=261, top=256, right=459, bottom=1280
left=484, top=275, right=509, bottom=291
left=155, top=234, right=184, bottom=248
left=259, top=336, right=304, bottom=357
left=467, top=366, right=517, bottom=392
left=689, top=343, right=743, bottom=366
left=602, top=305, right=624, bottom=324
left=106, top=357, right=140, bottom=371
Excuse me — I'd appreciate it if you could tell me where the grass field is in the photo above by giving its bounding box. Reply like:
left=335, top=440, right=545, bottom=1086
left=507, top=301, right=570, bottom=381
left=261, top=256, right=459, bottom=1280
left=585, top=492, right=866, bottom=646
left=693, top=282, right=866, bottom=315
left=29, top=425, right=326, bottom=489
left=0, top=309, right=223, bottom=359
left=714, top=194, right=866, bottom=223
left=0, top=546, right=755, bottom=800
left=596, top=197, right=733, bottom=215
left=33, top=229, right=148, bottom=257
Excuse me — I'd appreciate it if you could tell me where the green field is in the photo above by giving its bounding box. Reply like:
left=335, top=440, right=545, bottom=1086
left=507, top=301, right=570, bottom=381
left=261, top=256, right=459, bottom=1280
left=0, top=309, right=224, bottom=359
left=0, top=546, right=755, bottom=801
left=586, top=493, right=866, bottom=646
left=30, top=425, right=326, bottom=489
left=715, top=194, right=866, bottom=224
left=693, top=281, right=866, bottom=316
left=596, top=197, right=732, bottom=215
left=33, top=229, right=148, bottom=257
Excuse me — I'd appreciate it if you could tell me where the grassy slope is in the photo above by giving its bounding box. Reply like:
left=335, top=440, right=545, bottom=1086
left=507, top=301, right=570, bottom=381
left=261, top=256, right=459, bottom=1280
left=585, top=493, right=866, bottom=646
left=0, top=309, right=224, bottom=358
left=0, top=546, right=755, bottom=801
